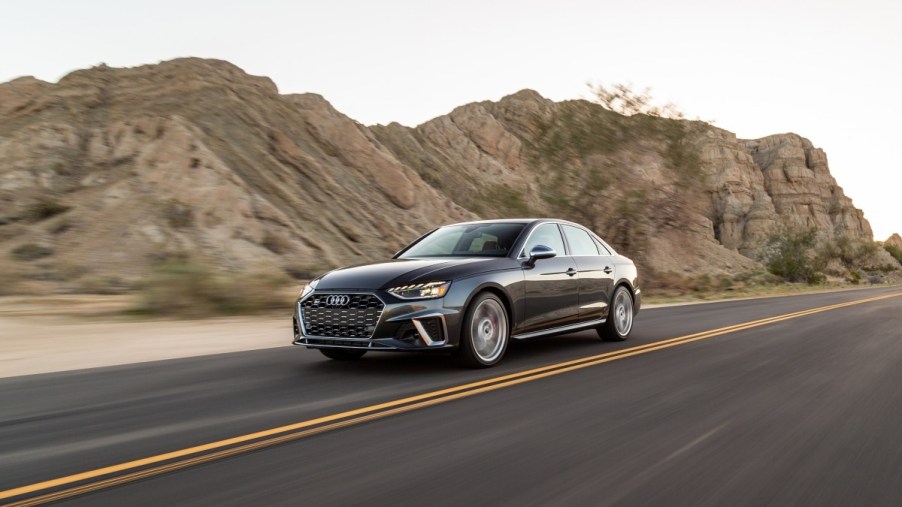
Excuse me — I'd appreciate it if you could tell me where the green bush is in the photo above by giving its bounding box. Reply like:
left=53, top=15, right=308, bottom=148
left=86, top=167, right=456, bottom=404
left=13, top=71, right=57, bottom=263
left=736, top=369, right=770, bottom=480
left=885, top=244, right=902, bottom=265
left=763, top=229, right=821, bottom=284
left=763, top=231, right=886, bottom=284
left=818, top=235, right=878, bottom=269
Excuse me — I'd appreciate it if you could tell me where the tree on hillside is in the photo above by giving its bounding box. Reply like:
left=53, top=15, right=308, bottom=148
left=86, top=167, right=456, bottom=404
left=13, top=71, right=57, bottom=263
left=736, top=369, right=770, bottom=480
left=588, top=82, right=686, bottom=119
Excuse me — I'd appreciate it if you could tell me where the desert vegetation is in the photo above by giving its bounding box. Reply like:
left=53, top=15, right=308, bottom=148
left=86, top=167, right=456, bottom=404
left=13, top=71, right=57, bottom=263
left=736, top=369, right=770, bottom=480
left=25, top=197, right=71, bottom=222
left=11, top=243, right=54, bottom=261
left=760, top=228, right=899, bottom=285
left=129, top=259, right=291, bottom=317
left=884, top=243, right=902, bottom=265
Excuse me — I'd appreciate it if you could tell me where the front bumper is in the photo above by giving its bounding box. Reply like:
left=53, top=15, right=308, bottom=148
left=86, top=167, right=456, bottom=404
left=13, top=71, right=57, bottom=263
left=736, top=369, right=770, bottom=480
left=292, top=290, right=460, bottom=351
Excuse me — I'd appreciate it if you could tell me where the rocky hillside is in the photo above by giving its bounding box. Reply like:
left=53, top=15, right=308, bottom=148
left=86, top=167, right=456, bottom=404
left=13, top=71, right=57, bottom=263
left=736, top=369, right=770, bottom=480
left=373, top=94, right=879, bottom=274
left=0, top=59, right=473, bottom=292
left=0, top=58, right=892, bottom=293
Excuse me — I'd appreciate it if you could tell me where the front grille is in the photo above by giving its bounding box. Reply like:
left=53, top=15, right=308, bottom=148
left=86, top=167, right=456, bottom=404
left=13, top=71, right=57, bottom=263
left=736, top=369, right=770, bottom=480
left=300, top=293, right=384, bottom=338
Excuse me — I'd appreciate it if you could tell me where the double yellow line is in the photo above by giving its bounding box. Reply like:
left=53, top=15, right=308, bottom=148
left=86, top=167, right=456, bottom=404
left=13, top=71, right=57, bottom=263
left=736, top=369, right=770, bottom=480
left=3, top=290, right=900, bottom=506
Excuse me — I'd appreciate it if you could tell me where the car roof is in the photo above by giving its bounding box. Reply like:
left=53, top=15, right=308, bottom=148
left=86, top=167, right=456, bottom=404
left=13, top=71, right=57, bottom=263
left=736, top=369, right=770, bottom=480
left=442, top=218, right=581, bottom=227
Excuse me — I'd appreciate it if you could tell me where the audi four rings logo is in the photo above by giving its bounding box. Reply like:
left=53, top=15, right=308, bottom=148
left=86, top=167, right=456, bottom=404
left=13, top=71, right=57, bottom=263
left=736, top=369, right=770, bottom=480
left=325, top=295, right=350, bottom=306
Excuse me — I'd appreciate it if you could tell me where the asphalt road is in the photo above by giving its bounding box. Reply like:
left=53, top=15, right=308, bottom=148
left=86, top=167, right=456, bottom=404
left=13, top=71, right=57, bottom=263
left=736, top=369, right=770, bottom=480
left=3, top=286, right=902, bottom=506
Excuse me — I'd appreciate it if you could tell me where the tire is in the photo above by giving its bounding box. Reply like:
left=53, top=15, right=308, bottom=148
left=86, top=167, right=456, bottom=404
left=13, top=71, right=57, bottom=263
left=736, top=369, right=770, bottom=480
left=456, top=292, right=510, bottom=368
left=320, top=348, right=367, bottom=361
left=598, top=286, right=634, bottom=342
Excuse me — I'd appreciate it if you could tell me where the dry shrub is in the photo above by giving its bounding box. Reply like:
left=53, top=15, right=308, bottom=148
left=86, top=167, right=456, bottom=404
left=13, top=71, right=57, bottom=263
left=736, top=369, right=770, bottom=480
left=11, top=244, right=54, bottom=261
left=48, top=218, right=74, bottom=235
left=0, top=268, right=23, bottom=295
left=162, top=199, right=194, bottom=229
left=77, top=274, right=130, bottom=295
left=283, top=261, right=325, bottom=280
left=133, top=259, right=291, bottom=317
left=261, top=231, right=291, bottom=254
left=56, top=261, right=89, bottom=281
left=643, top=269, right=777, bottom=297
left=25, top=198, right=71, bottom=222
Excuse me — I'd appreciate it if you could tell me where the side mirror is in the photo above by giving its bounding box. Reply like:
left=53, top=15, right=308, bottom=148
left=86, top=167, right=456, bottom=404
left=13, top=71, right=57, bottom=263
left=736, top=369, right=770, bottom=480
left=527, top=245, right=557, bottom=265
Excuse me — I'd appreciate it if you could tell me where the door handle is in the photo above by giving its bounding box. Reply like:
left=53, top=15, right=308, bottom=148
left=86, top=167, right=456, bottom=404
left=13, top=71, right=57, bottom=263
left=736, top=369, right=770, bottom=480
left=603, top=266, right=613, bottom=274
left=566, top=268, right=577, bottom=277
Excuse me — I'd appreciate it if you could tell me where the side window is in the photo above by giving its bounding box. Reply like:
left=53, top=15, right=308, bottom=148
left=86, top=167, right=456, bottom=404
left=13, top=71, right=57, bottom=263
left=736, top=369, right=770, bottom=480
left=522, top=223, right=566, bottom=256
left=562, top=225, right=599, bottom=256
left=594, top=238, right=612, bottom=255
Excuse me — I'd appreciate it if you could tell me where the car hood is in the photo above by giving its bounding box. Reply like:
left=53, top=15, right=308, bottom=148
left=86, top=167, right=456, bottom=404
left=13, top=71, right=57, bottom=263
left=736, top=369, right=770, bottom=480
left=314, top=257, right=515, bottom=290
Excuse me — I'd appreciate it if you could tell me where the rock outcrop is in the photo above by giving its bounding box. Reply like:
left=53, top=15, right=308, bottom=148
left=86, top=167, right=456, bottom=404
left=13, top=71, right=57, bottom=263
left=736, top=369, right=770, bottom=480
left=699, top=130, right=872, bottom=256
left=0, top=58, right=882, bottom=292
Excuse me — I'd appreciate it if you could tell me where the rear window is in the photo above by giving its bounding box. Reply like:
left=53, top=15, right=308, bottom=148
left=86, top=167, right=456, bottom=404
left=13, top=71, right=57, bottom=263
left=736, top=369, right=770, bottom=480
left=594, top=238, right=612, bottom=255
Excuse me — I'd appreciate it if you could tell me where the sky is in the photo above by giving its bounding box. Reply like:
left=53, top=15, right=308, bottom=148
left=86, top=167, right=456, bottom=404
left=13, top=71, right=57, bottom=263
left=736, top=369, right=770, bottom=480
left=1, top=0, right=900, bottom=239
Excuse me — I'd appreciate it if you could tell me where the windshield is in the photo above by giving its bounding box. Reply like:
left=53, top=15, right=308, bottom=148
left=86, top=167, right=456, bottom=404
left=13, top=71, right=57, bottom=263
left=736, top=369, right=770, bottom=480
left=399, top=223, right=526, bottom=258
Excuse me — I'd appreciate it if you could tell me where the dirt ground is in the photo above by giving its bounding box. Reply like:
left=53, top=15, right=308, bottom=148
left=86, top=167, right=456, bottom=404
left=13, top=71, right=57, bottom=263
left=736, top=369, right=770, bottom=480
left=0, top=295, right=291, bottom=378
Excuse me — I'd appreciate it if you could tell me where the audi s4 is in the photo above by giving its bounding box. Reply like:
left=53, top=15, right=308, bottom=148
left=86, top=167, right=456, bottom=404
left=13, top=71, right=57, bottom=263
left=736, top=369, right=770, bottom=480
left=292, top=219, right=640, bottom=367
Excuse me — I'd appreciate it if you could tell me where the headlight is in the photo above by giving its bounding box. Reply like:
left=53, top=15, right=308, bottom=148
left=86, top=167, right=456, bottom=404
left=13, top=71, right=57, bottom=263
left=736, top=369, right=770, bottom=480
left=387, top=281, right=450, bottom=300
left=300, top=279, right=319, bottom=299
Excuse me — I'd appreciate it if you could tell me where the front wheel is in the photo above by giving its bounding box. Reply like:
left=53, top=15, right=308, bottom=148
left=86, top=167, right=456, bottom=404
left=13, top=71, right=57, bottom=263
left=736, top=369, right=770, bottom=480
left=598, top=286, right=634, bottom=342
left=456, top=293, right=509, bottom=368
left=320, top=348, right=367, bottom=361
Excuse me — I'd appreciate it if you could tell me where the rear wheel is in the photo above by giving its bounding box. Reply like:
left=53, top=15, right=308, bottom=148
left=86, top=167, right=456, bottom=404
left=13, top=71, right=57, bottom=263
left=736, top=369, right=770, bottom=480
left=456, top=293, right=509, bottom=368
left=598, top=286, right=634, bottom=342
left=320, top=348, right=367, bottom=361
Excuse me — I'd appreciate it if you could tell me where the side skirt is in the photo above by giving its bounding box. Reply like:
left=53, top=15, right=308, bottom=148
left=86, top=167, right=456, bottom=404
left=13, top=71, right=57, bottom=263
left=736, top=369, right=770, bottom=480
left=512, top=318, right=606, bottom=340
